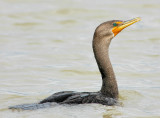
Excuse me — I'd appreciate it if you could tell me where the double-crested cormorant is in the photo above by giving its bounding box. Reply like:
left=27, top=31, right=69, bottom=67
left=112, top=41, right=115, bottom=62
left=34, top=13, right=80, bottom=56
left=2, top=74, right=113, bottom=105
left=9, top=17, right=141, bottom=110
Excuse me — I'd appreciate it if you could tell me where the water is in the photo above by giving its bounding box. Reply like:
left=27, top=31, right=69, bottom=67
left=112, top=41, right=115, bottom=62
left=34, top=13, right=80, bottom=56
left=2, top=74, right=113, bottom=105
left=0, top=0, right=160, bottom=117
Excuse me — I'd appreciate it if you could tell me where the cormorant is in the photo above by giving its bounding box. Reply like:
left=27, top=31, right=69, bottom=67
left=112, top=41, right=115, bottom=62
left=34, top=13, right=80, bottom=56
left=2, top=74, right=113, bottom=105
left=9, top=17, right=141, bottom=110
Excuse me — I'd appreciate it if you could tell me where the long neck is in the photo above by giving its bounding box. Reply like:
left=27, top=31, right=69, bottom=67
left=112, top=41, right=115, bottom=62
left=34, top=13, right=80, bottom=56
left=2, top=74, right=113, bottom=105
left=93, top=35, right=118, bottom=99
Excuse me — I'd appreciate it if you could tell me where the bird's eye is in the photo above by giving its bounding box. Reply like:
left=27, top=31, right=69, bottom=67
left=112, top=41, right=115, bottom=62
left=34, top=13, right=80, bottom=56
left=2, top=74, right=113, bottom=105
left=113, top=23, right=117, bottom=26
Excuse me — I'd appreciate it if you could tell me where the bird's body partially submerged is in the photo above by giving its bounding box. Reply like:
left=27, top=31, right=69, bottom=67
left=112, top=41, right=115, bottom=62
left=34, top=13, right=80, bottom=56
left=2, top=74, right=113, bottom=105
left=9, top=18, right=141, bottom=110
left=9, top=91, right=117, bottom=110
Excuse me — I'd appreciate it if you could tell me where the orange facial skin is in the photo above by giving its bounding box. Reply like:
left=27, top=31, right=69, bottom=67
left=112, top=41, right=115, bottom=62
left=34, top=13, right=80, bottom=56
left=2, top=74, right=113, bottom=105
left=112, top=17, right=141, bottom=36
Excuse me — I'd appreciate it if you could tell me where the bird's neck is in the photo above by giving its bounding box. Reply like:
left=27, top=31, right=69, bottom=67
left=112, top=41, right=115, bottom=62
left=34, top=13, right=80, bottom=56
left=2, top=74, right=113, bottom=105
left=93, top=36, right=118, bottom=99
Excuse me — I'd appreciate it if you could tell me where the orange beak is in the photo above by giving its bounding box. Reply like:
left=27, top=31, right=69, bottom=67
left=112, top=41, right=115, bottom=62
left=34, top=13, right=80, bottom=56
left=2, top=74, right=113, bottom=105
left=112, top=17, right=141, bottom=36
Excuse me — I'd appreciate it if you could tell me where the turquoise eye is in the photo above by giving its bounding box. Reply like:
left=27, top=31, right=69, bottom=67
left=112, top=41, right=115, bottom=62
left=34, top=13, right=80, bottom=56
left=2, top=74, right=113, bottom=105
left=113, top=23, right=117, bottom=26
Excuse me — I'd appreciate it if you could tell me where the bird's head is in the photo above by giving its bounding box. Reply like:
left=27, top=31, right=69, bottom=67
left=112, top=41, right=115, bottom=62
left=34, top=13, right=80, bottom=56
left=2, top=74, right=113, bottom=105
left=94, top=17, right=141, bottom=40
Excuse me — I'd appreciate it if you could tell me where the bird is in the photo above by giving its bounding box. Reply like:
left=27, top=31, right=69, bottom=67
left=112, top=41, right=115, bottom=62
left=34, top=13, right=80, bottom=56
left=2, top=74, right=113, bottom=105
left=9, top=17, right=141, bottom=110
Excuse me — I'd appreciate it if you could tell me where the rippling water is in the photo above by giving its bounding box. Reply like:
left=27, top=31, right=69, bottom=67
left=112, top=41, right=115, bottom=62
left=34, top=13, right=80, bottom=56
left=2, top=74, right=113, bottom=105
left=0, top=0, right=160, bottom=118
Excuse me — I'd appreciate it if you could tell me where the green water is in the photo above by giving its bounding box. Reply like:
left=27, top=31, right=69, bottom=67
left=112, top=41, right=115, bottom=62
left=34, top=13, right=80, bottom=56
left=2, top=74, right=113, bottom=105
left=0, top=0, right=160, bottom=118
